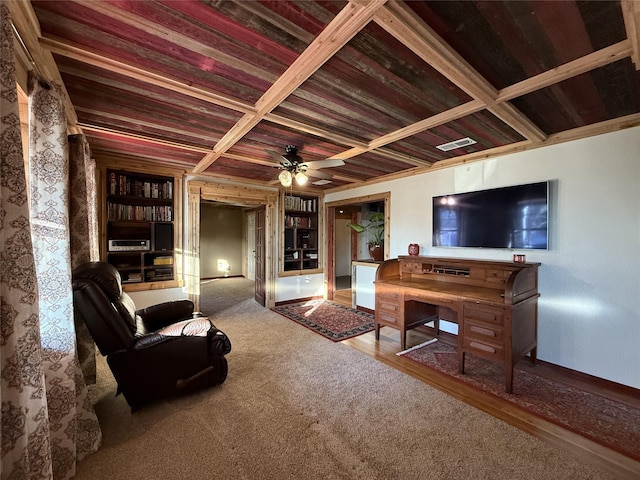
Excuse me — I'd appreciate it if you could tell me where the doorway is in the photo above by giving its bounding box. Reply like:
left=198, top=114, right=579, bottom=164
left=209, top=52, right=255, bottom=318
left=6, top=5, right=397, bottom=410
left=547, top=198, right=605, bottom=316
left=326, top=193, right=390, bottom=304
left=186, top=181, right=278, bottom=310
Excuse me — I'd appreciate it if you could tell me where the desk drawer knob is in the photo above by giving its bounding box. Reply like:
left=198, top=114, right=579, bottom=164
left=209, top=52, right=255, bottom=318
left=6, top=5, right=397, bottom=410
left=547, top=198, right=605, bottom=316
left=470, top=325, right=495, bottom=337
left=470, top=341, right=495, bottom=354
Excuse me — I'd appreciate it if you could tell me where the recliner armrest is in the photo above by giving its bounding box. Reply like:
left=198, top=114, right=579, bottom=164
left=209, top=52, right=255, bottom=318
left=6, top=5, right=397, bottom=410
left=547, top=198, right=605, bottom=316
left=136, top=299, right=195, bottom=333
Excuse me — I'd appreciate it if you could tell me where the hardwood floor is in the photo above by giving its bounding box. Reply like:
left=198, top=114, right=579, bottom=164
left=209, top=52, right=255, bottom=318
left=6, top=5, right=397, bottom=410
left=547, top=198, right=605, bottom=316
left=332, top=288, right=352, bottom=307
left=342, top=328, right=640, bottom=480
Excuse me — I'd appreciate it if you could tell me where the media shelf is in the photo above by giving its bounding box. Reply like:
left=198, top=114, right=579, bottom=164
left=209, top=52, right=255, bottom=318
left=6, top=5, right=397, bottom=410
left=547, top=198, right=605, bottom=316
left=281, top=193, right=321, bottom=274
left=104, top=169, right=175, bottom=287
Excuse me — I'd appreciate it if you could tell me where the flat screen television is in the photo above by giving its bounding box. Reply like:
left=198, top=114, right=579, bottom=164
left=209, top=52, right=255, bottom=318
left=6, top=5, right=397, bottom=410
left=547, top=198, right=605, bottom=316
left=432, top=181, right=548, bottom=250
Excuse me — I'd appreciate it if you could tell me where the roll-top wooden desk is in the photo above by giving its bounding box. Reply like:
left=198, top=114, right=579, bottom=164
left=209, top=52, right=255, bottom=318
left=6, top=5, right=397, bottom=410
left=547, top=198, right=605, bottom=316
left=374, top=256, right=540, bottom=393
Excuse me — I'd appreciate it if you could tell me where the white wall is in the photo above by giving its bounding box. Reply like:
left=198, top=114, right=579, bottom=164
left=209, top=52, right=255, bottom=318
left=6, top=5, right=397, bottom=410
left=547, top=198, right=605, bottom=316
left=325, top=126, right=640, bottom=389
left=275, top=273, right=324, bottom=303
left=200, top=204, right=244, bottom=278
left=335, top=218, right=351, bottom=277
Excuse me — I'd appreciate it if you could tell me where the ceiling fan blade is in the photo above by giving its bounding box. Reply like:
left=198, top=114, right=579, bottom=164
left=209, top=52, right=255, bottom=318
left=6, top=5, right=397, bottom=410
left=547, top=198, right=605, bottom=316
left=302, top=158, right=345, bottom=169
left=266, top=149, right=291, bottom=167
left=306, top=169, right=333, bottom=180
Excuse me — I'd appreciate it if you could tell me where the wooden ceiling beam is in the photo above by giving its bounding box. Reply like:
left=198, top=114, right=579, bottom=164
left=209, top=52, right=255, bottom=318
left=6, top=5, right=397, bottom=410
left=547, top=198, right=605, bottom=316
left=40, top=35, right=255, bottom=114
left=369, top=100, right=485, bottom=151
left=7, top=2, right=80, bottom=133
left=78, top=123, right=211, bottom=153
left=316, top=100, right=485, bottom=164
left=498, top=40, right=633, bottom=101
left=40, top=19, right=431, bottom=171
left=374, top=1, right=546, bottom=143
left=192, top=0, right=387, bottom=174
left=76, top=108, right=214, bottom=145
left=622, top=0, right=640, bottom=69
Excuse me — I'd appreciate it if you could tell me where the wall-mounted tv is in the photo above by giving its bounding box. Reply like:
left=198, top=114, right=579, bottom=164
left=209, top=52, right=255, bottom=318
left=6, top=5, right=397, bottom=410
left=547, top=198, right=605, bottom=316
left=432, top=181, right=548, bottom=250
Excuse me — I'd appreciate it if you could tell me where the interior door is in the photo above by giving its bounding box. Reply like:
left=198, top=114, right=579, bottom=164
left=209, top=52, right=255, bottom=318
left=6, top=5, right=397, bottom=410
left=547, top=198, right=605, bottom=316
left=254, top=206, right=266, bottom=306
left=246, top=211, right=256, bottom=281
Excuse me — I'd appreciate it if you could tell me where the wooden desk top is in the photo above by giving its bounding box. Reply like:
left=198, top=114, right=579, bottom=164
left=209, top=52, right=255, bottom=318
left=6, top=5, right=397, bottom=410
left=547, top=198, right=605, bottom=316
left=377, top=277, right=507, bottom=305
left=375, top=256, right=540, bottom=306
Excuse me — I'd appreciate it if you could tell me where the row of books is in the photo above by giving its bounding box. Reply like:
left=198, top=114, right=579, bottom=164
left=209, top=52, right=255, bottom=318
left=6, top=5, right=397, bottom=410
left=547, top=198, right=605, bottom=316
left=284, top=195, right=317, bottom=212
left=284, top=215, right=316, bottom=228
left=108, top=203, right=173, bottom=221
left=109, top=172, right=173, bottom=199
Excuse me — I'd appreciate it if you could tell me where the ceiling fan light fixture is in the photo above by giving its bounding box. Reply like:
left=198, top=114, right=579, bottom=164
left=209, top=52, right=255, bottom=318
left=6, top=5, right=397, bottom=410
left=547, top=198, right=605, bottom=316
left=278, top=169, right=292, bottom=187
left=295, top=171, right=308, bottom=185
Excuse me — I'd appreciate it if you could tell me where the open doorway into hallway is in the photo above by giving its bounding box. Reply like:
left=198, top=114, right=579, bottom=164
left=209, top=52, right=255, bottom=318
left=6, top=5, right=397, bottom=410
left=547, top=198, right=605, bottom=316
left=326, top=193, right=389, bottom=307
left=198, top=200, right=266, bottom=306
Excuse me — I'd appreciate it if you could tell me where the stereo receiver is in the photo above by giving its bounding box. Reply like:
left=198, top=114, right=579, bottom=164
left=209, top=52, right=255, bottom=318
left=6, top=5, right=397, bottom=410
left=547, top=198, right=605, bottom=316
left=108, top=239, right=150, bottom=251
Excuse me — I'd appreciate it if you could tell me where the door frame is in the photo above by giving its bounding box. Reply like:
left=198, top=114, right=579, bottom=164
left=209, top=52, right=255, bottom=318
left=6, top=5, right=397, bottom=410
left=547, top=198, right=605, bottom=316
left=325, top=192, right=390, bottom=301
left=185, top=178, right=279, bottom=309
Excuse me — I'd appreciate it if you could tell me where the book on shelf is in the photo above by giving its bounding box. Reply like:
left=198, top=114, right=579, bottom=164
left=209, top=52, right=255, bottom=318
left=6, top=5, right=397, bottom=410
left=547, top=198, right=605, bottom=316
left=153, top=256, right=173, bottom=265
left=108, top=172, right=173, bottom=199
left=284, top=215, right=315, bottom=228
left=284, top=195, right=317, bottom=212
left=107, top=203, right=173, bottom=221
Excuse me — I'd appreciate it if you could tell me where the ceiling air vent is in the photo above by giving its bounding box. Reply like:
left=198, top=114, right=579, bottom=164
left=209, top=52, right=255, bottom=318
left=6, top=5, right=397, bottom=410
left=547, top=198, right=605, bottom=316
left=436, top=137, right=477, bottom=152
left=312, top=179, right=332, bottom=186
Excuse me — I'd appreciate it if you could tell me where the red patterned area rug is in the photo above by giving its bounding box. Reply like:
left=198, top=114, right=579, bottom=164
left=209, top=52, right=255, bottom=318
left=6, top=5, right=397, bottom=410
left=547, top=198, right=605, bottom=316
left=401, top=340, right=640, bottom=461
left=272, top=300, right=374, bottom=342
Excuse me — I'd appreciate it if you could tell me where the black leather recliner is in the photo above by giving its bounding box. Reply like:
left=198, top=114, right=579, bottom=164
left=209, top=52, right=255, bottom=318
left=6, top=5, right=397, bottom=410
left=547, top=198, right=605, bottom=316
left=72, top=261, right=231, bottom=409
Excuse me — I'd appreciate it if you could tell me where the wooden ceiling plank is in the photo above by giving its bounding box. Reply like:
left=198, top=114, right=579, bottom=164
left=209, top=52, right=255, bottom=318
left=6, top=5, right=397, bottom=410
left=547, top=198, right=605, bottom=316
left=375, top=2, right=497, bottom=104
left=369, top=100, right=485, bottom=150
left=7, top=1, right=80, bottom=132
left=498, top=40, right=633, bottom=102
left=40, top=35, right=255, bottom=114
left=371, top=149, right=431, bottom=167
left=79, top=123, right=211, bottom=154
left=193, top=0, right=387, bottom=174
left=375, top=1, right=546, bottom=143
left=253, top=0, right=387, bottom=115
left=622, top=0, right=640, bottom=69
left=264, top=112, right=369, bottom=150
left=76, top=108, right=214, bottom=144
left=79, top=0, right=278, bottom=84
left=486, top=103, right=545, bottom=143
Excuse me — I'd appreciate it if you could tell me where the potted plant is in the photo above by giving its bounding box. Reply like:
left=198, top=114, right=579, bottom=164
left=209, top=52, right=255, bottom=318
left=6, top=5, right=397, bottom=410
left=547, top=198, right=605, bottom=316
left=347, top=211, right=385, bottom=261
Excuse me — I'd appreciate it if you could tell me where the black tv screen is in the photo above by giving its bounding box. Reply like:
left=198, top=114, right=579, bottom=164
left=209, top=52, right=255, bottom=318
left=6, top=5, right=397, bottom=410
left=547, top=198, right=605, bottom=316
left=432, top=182, right=548, bottom=250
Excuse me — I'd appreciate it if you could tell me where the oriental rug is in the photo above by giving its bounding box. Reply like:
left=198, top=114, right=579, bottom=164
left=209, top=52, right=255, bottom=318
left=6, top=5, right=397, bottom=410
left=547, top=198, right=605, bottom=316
left=400, top=340, right=640, bottom=462
left=272, top=299, right=374, bottom=342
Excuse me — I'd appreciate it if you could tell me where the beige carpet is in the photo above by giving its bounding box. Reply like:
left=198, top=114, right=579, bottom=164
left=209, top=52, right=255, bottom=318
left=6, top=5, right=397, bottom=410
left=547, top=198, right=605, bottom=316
left=78, top=278, right=616, bottom=479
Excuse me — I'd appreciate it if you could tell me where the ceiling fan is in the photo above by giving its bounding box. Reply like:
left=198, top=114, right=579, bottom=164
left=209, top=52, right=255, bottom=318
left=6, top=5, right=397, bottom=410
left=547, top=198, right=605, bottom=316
left=266, top=145, right=345, bottom=187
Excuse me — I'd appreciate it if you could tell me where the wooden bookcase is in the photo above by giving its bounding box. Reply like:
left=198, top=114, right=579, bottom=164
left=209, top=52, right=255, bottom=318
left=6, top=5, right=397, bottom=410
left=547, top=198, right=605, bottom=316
left=281, top=193, right=322, bottom=274
left=104, top=169, right=176, bottom=288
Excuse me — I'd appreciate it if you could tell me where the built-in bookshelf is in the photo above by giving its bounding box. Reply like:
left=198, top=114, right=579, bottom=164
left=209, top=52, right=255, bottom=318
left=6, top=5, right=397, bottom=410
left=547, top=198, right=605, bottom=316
left=105, top=170, right=175, bottom=286
left=281, top=193, right=321, bottom=273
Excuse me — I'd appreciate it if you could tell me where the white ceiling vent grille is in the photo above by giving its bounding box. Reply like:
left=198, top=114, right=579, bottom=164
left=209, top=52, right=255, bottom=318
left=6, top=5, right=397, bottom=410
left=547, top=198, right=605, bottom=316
left=312, top=179, right=332, bottom=186
left=436, top=137, right=477, bottom=152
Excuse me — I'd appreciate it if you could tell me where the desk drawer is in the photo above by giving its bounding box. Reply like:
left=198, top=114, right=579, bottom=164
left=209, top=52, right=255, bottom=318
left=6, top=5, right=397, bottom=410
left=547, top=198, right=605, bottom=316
left=376, top=310, right=400, bottom=325
left=376, top=288, right=402, bottom=325
left=485, top=269, right=510, bottom=285
left=463, top=322, right=504, bottom=345
left=461, top=336, right=504, bottom=362
left=463, top=303, right=505, bottom=326
left=377, top=298, right=401, bottom=315
left=400, top=261, right=422, bottom=274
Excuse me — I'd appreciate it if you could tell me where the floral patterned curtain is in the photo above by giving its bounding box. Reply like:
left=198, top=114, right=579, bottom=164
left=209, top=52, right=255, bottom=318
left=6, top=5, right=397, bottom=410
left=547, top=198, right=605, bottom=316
left=68, top=134, right=99, bottom=384
left=1, top=5, right=101, bottom=478
left=29, top=77, right=102, bottom=479
left=1, top=4, right=52, bottom=478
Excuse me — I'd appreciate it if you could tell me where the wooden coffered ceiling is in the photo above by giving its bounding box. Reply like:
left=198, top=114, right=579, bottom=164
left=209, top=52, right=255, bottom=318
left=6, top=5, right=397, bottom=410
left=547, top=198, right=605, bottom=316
left=11, top=1, right=640, bottom=190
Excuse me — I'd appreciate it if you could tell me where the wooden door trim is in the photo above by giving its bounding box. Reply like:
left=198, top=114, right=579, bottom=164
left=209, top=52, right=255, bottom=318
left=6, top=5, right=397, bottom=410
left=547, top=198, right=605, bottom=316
left=325, top=192, right=390, bottom=301
left=186, top=179, right=279, bottom=308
